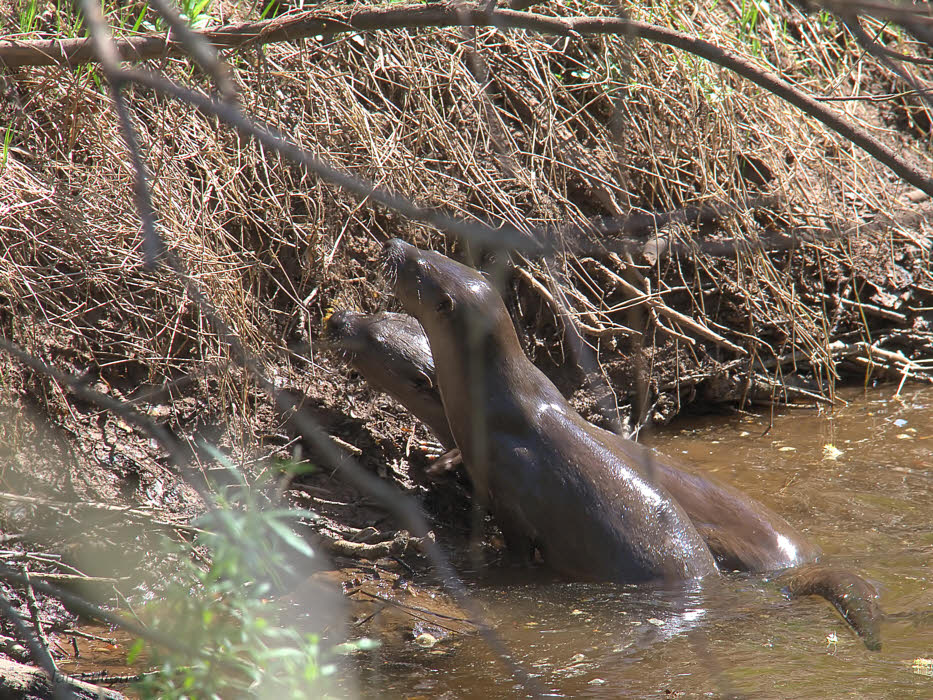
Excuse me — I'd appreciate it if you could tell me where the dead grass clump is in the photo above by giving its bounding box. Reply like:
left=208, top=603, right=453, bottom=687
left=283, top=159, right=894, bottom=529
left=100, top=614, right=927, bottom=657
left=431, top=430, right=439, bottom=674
left=0, top=0, right=931, bottom=464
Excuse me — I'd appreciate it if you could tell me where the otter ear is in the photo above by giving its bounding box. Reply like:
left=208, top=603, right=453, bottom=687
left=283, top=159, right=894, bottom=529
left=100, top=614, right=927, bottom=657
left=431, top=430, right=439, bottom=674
left=435, top=292, right=455, bottom=315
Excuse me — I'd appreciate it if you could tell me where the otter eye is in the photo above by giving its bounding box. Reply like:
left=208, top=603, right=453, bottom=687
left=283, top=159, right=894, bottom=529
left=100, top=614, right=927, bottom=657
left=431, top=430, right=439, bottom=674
left=412, top=371, right=434, bottom=391
left=435, top=293, right=455, bottom=315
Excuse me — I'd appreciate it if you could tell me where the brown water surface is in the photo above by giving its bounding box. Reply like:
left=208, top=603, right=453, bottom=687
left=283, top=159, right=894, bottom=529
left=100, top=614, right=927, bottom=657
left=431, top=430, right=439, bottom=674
left=59, top=387, right=933, bottom=698
left=354, top=385, right=933, bottom=699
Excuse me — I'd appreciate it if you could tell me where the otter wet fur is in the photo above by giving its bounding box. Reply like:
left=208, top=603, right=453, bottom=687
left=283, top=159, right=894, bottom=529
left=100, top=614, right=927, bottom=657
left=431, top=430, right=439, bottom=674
left=377, top=239, right=883, bottom=648
left=382, top=238, right=718, bottom=583
left=324, top=310, right=456, bottom=451
left=324, top=310, right=817, bottom=574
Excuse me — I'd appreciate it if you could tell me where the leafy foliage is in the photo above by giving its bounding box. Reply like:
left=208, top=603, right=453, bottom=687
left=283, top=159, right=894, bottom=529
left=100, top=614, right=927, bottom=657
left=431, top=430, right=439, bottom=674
left=131, top=460, right=373, bottom=698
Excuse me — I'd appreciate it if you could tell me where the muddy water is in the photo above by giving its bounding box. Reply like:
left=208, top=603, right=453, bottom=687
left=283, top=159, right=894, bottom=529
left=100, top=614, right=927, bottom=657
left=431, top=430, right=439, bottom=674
left=355, top=386, right=933, bottom=699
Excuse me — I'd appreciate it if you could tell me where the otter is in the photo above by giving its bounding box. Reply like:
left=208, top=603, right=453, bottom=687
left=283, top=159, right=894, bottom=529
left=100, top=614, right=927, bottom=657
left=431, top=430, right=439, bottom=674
left=324, top=308, right=815, bottom=573
left=375, top=239, right=882, bottom=648
left=382, top=238, right=718, bottom=583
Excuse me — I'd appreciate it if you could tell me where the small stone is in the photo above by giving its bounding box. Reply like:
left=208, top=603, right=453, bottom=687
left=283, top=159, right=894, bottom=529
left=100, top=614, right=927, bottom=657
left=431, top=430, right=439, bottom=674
left=414, top=632, right=438, bottom=648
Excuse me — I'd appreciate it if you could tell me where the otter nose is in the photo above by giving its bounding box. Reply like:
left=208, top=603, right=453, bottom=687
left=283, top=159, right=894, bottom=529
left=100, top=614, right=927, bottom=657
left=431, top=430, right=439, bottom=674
left=381, top=238, right=414, bottom=287
left=381, top=238, right=410, bottom=259
left=324, top=310, right=350, bottom=336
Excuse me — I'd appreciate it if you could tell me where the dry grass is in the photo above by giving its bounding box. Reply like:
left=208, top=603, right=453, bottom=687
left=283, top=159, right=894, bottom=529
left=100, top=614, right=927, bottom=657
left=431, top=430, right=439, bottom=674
left=0, top=0, right=931, bottom=450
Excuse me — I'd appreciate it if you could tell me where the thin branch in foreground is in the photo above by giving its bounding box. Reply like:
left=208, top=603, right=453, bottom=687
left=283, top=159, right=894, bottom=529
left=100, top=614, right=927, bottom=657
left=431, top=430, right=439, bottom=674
left=844, top=16, right=933, bottom=66
left=73, top=3, right=545, bottom=692
left=840, top=12, right=933, bottom=115
left=147, top=0, right=238, bottom=101
left=20, top=567, right=57, bottom=679
left=0, top=564, right=202, bottom=662
left=819, top=0, right=933, bottom=46
left=0, top=589, right=70, bottom=700
left=0, top=337, right=208, bottom=502
left=78, top=0, right=165, bottom=268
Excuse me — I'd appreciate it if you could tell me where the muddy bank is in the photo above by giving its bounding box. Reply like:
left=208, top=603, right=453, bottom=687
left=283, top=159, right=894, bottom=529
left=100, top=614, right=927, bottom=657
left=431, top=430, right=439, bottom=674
left=0, top=0, right=932, bottom=695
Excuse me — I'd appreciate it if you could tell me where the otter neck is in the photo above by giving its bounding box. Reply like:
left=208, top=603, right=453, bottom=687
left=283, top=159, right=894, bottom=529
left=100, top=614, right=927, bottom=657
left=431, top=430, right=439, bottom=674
left=429, top=316, right=568, bottom=467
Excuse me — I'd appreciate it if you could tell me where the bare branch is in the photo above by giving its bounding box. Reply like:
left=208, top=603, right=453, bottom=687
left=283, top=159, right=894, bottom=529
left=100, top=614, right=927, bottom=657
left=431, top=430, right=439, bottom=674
left=4, top=3, right=930, bottom=198
left=118, top=67, right=540, bottom=252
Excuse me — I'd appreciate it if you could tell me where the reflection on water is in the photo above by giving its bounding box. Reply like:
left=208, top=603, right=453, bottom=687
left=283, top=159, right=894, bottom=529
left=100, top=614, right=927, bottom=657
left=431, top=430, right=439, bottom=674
left=356, top=386, right=933, bottom=699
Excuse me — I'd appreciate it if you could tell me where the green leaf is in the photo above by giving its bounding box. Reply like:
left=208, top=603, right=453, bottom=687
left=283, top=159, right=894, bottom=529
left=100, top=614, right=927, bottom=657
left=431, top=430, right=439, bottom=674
left=267, top=518, right=315, bottom=558
left=131, top=3, right=149, bottom=33
left=127, top=638, right=145, bottom=664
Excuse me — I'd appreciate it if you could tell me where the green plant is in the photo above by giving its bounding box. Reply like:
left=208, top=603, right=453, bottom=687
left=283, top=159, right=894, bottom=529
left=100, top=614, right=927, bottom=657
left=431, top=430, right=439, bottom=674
left=737, top=0, right=760, bottom=35
left=131, top=3, right=150, bottom=33
left=140, top=0, right=215, bottom=31
left=18, top=0, right=40, bottom=36
left=53, top=0, right=85, bottom=38
left=0, top=125, right=13, bottom=176
left=178, top=0, right=214, bottom=29
left=131, top=456, right=373, bottom=698
left=736, top=0, right=763, bottom=57
left=817, top=9, right=838, bottom=32
left=260, top=0, right=281, bottom=20
left=75, top=63, right=103, bottom=92
left=259, top=0, right=333, bottom=19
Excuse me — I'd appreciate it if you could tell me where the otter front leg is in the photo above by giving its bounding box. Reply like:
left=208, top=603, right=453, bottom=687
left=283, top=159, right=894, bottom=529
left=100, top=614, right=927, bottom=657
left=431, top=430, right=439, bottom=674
left=425, top=448, right=463, bottom=478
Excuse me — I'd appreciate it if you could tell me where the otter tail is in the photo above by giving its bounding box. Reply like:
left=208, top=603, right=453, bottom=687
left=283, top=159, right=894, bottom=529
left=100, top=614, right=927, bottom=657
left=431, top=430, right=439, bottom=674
left=780, top=563, right=882, bottom=650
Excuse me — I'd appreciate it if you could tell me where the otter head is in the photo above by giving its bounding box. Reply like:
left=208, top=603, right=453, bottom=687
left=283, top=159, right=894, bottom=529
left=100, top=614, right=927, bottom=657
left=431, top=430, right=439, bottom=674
left=324, top=306, right=454, bottom=447
left=323, top=309, right=369, bottom=357
left=324, top=307, right=437, bottom=395
left=381, top=239, right=515, bottom=352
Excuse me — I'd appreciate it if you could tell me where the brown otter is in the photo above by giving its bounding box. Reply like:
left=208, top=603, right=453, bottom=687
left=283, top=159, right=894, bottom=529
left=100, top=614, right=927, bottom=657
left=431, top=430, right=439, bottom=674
left=382, top=238, right=718, bottom=583
left=324, top=310, right=456, bottom=452
left=378, top=239, right=882, bottom=648
left=324, top=309, right=816, bottom=573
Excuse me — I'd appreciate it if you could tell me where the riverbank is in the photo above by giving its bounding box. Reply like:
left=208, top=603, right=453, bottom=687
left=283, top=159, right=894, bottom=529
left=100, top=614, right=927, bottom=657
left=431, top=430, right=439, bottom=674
left=1, top=0, right=932, bottom=695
